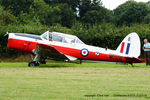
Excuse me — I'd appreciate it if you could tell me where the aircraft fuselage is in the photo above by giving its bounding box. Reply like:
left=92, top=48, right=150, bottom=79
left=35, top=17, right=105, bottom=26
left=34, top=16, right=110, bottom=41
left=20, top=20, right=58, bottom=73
left=7, top=33, right=144, bottom=64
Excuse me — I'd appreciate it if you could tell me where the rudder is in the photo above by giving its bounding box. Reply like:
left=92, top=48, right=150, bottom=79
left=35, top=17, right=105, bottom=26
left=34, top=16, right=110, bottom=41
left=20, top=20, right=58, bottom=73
left=116, top=32, right=141, bottom=58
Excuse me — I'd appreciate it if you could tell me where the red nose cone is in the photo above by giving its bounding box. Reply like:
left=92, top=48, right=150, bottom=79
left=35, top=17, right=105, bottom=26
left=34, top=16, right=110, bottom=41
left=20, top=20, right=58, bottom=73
left=7, top=38, right=36, bottom=53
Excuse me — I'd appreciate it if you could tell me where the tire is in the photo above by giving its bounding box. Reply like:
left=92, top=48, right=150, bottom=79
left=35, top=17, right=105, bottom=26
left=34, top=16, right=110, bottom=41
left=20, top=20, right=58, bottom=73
left=40, top=61, right=46, bottom=64
left=28, top=61, right=39, bottom=67
left=35, top=62, right=39, bottom=66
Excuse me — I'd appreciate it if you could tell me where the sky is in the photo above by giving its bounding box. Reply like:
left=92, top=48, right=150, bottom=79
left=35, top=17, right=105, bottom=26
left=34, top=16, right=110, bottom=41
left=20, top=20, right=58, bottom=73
left=101, top=0, right=150, bottom=10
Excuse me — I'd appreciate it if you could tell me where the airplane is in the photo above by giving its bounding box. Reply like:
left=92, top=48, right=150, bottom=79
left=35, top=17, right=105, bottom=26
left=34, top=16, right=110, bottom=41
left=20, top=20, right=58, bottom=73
left=5, top=31, right=145, bottom=67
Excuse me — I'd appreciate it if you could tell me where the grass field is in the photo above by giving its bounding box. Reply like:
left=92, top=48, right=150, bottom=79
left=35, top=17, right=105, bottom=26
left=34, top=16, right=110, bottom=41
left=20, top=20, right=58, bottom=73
left=0, top=62, right=150, bottom=100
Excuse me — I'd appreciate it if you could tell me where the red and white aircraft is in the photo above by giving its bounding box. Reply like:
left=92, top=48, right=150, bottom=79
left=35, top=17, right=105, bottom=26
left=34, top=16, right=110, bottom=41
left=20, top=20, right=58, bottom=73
left=6, top=31, right=145, bottom=66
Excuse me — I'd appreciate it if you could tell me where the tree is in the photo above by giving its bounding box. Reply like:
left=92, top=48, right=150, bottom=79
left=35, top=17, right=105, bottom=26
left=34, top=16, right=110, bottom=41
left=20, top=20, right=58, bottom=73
left=58, top=4, right=75, bottom=28
left=114, top=1, right=150, bottom=26
left=144, top=13, right=150, bottom=24
left=78, top=0, right=112, bottom=24
left=1, top=0, right=34, bottom=16
left=34, top=2, right=61, bottom=26
left=79, top=0, right=91, bottom=18
left=79, top=0, right=102, bottom=17
left=147, top=1, right=150, bottom=7
left=0, top=6, right=16, bottom=25
left=43, top=0, right=80, bottom=14
left=81, top=7, right=111, bottom=24
left=34, top=2, right=75, bottom=27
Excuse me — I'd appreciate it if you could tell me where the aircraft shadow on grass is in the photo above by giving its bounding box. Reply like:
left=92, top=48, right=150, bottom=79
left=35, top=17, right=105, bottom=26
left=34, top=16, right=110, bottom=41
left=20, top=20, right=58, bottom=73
left=38, top=62, right=77, bottom=68
left=36, top=61, right=147, bottom=68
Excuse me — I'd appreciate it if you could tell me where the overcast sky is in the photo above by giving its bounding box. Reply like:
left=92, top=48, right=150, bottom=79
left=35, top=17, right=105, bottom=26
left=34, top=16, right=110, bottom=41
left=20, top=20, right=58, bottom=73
left=101, top=0, right=150, bottom=10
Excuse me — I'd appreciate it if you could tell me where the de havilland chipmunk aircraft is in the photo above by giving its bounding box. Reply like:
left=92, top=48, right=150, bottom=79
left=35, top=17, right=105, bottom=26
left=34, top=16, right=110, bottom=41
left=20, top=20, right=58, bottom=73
left=5, top=31, right=145, bottom=66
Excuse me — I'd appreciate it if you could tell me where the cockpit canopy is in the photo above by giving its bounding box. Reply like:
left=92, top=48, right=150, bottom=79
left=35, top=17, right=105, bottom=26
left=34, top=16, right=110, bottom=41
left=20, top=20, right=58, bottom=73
left=41, top=31, right=85, bottom=44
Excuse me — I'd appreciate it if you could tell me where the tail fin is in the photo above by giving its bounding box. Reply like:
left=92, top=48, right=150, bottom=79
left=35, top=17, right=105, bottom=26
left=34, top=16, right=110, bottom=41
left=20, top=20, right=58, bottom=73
left=116, top=32, right=141, bottom=58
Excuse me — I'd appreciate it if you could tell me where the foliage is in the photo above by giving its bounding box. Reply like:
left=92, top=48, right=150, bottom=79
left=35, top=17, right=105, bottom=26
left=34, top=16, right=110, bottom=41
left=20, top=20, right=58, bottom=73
left=79, top=0, right=102, bottom=18
left=81, top=7, right=112, bottom=24
left=0, top=6, right=17, bottom=25
left=43, top=0, right=80, bottom=14
left=78, top=0, right=112, bottom=24
left=144, top=13, right=150, bottom=24
left=57, top=3, right=75, bottom=28
left=34, top=1, right=61, bottom=26
left=1, top=0, right=34, bottom=16
left=114, top=1, right=150, bottom=26
left=33, top=2, right=75, bottom=27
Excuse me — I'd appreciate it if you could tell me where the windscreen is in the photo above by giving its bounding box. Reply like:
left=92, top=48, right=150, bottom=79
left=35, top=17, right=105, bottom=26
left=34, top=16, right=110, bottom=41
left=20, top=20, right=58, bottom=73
left=63, top=36, right=75, bottom=44
left=52, top=34, right=63, bottom=42
left=41, top=31, right=85, bottom=44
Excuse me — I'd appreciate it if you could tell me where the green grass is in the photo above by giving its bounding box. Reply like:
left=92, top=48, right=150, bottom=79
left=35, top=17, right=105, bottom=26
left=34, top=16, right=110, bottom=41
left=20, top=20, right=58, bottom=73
left=0, top=62, right=150, bottom=100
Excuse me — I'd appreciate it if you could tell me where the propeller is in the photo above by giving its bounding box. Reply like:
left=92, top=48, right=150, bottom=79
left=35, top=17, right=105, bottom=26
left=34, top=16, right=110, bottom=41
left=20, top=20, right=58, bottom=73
left=4, top=32, right=9, bottom=38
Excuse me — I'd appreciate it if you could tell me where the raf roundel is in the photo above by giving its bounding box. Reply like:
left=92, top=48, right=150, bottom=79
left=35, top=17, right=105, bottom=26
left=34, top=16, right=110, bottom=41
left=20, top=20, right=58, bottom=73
left=81, top=48, right=89, bottom=57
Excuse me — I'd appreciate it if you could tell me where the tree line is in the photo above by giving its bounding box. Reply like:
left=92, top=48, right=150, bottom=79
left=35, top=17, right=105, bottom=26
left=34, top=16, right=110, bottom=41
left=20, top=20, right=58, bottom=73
left=1, top=0, right=150, bottom=27
left=0, top=0, right=150, bottom=58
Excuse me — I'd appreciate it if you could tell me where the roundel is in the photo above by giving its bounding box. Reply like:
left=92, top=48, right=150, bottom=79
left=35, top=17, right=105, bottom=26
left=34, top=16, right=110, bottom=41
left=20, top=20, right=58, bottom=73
left=81, top=48, right=89, bottom=57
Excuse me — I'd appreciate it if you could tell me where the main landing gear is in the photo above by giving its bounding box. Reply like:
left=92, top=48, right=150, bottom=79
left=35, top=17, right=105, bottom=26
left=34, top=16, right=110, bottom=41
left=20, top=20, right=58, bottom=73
left=28, top=61, right=39, bottom=67
left=28, top=61, right=46, bottom=67
left=28, top=54, right=46, bottom=67
left=40, top=60, right=46, bottom=64
left=129, top=63, right=134, bottom=67
left=80, top=60, right=82, bottom=64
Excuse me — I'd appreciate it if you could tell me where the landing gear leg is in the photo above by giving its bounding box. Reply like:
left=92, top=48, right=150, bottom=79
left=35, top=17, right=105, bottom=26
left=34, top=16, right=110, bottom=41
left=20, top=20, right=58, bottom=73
left=28, top=54, right=40, bottom=67
left=80, top=60, right=82, bottom=64
left=130, top=63, right=134, bottom=67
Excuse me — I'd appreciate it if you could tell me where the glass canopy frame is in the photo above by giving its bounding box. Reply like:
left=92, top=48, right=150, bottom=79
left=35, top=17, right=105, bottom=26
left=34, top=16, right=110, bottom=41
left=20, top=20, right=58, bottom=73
left=41, top=31, right=85, bottom=45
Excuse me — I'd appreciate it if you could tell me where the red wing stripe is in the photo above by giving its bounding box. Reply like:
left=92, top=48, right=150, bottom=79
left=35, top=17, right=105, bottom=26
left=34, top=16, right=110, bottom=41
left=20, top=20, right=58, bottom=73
left=120, top=42, right=125, bottom=53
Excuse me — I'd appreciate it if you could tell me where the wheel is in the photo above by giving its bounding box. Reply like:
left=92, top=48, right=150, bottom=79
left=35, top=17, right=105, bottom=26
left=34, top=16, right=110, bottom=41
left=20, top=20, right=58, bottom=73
left=35, top=62, right=39, bottom=66
left=40, top=61, right=46, bottom=64
left=28, top=61, right=39, bottom=67
left=64, top=59, right=69, bottom=62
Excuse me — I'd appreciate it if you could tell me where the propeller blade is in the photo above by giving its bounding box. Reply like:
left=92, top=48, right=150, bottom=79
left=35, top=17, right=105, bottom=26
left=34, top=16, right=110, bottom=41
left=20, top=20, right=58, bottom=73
left=4, top=32, right=9, bottom=37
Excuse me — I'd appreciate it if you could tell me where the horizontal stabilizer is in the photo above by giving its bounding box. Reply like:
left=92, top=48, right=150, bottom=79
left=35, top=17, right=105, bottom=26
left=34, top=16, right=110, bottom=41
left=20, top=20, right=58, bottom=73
left=125, top=57, right=145, bottom=63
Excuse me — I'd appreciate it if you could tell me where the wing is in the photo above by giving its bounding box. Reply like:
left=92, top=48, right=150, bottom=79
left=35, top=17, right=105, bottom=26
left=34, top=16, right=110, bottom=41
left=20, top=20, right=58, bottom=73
left=33, top=43, right=67, bottom=60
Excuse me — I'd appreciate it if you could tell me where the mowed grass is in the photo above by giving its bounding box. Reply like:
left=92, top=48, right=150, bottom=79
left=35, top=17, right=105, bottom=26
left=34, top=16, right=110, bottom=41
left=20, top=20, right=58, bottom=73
left=0, top=62, right=150, bottom=100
